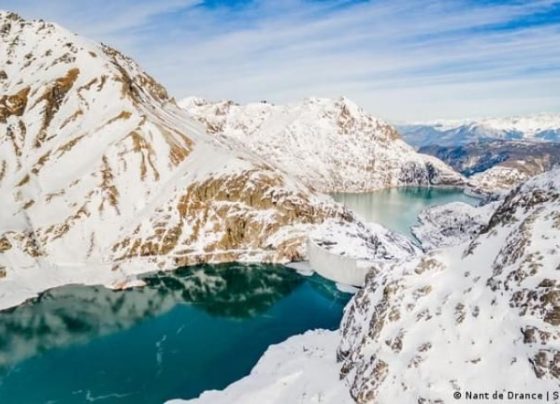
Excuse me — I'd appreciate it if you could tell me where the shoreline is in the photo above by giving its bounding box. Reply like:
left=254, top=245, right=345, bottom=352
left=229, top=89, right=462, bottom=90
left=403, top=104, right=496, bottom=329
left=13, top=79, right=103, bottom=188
left=0, top=255, right=301, bottom=312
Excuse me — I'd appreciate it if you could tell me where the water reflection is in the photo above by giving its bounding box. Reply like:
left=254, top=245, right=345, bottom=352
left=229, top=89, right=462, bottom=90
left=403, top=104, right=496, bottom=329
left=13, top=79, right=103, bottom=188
left=0, top=263, right=303, bottom=370
left=332, top=187, right=479, bottom=236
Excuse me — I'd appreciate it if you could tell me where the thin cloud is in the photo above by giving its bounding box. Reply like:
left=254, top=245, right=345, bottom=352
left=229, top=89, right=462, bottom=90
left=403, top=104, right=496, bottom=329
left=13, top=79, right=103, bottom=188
left=3, top=0, right=560, bottom=121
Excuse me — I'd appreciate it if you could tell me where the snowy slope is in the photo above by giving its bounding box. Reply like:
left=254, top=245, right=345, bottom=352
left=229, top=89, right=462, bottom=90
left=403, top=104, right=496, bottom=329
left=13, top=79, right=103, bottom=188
left=411, top=201, right=498, bottom=250
left=338, top=168, right=560, bottom=402
left=469, top=164, right=531, bottom=194
left=180, top=97, right=465, bottom=193
left=0, top=12, right=360, bottom=310
left=310, top=219, right=419, bottom=263
left=169, top=330, right=353, bottom=404
left=183, top=169, right=560, bottom=403
left=165, top=110, right=560, bottom=404
left=400, top=113, right=560, bottom=148
left=307, top=219, right=421, bottom=286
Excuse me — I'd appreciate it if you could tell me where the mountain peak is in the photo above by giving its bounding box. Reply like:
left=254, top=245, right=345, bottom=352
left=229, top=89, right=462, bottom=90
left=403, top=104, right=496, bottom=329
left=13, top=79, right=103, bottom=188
left=0, top=10, right=23, bottom=21
left=0, top=13, right=355, bottom=309
left=181, top=96, right=464, bottom=193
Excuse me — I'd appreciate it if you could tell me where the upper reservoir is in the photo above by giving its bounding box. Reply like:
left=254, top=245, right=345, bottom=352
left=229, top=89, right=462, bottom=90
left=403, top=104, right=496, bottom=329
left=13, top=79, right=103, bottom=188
left=332, top=187, right=480, bottom=237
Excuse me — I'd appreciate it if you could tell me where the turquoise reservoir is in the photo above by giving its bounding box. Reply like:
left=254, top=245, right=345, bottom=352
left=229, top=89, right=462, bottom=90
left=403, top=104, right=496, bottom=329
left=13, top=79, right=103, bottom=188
left=0, top=264, right=349, bottom=403
left=332, top=187, right=479, bottom=236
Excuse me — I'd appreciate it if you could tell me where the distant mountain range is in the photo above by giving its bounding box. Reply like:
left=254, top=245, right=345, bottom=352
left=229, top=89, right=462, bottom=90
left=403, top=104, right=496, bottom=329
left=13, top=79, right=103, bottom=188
left=2, top=10, right=560, bottom=404
left=421, top=139, right=560, bottom=177
left=397, top=115, right=560, bottom=192
left=398, top=114, right=560, bottom=148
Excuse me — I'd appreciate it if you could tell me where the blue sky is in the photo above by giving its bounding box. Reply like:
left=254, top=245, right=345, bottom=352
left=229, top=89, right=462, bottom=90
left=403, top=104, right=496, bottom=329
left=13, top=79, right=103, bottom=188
left=3, top=0, right=560, bottom=121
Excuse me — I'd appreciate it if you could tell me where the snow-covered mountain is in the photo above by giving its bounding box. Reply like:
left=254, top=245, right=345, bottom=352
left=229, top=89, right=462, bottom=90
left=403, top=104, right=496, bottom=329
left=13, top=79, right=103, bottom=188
left=411, top=201, right=498, bottom=250
left=178, top=169, right=560, bottom=403
left=338, top=168, right=560, bottom=402
left=402, top=120, right=560, bottom=193
left=180, top=169, right=560, bottom=404
left=469, top=164, right=535, bottom=194
left=399, top=113, right=560, bottom=148
left=424, top=140, right=560, bottom=193
left=180, top=97, right=465, bottom=193
left=0, top=12, right=360, bottom=309
left=420, top=141, right=560, bottom=177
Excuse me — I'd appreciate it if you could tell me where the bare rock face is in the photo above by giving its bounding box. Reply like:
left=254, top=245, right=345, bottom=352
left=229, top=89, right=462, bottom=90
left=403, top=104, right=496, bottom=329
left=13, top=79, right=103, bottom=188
left=338, top=169, right=560, bottom=403
left=180, top=97, right=465, bottom=193
left=0, top=12, right=356, bottom=309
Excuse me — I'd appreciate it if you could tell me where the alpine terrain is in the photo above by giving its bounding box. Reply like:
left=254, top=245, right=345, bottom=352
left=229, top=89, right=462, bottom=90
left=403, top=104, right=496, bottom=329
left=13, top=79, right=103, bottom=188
left=399, top=116, right=560, bottom=193
left=399, top=114, right=560, bottom=148
left=179, top=168, right=560, bottom=404
left=0, top=11, right=362, bottom=309
left=180, top=97, right=465, bottom=193
left=339, top=168, right=560, bottom=402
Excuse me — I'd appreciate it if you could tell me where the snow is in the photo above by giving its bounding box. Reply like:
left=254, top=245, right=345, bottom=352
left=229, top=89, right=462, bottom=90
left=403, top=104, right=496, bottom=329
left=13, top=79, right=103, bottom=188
left=306, top=219, right=419, bottom=286
left=180, top=97, right=465, bottom=193
left=5, top=11, right=560, bottom=404
left=0, top=12, right=365, bottom=311
left=469, top=165, right=529, bottom=193
left=167, top=329, right=353, bottom=404
left=335, top=283, right=359, bottom=294
left=309, top=219, right=419, bottom=263
left=0, top=260, right=146, bottom=312
left=425, top=113, right=560, bottom=137
left=338, top=168, right=560, bottom=402
left=284, top=261, right=314, bottom=276
left=399, top=113, right=560, bottom=148
left=411, top=201, right=498, bottom=250
left=175, top=169, right=560, bottom=404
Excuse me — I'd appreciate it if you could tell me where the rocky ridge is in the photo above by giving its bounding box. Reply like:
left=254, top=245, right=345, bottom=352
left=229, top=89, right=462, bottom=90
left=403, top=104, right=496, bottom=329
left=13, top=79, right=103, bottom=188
left=180, top=169, right=560, bottom=404
left=338, top=168, right=560, bottom=402
left=0, top=12, right=359, bottom=309
left=411, top=201, right=499, bottom=250
left=180, top=97, right=465, bottom=193
left=420, top=140, right=560, bottom=193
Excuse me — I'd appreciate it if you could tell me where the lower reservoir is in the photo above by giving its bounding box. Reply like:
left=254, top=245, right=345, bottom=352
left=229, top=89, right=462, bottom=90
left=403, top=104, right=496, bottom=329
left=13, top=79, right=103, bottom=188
left=0, top=263, right=349, bottom=403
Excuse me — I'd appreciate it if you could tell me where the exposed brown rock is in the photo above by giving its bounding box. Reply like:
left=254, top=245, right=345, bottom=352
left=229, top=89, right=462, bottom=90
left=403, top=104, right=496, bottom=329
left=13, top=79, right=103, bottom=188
left=0, top=236, right=12, bottom=252
left=0, top=160, right=6, bottom=182
left=34, top=68, right=80, bottom=147
left=99, top=155, right=120, bottom=213
left=59, top=109, right=83, bottom=129
left=102, top=45, right=169, bottom=104
left=113, top=169, right=336, bottom=264
left=0, top=86, right=30, bottom=123
left=126, top=131, right=159, bottom=181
